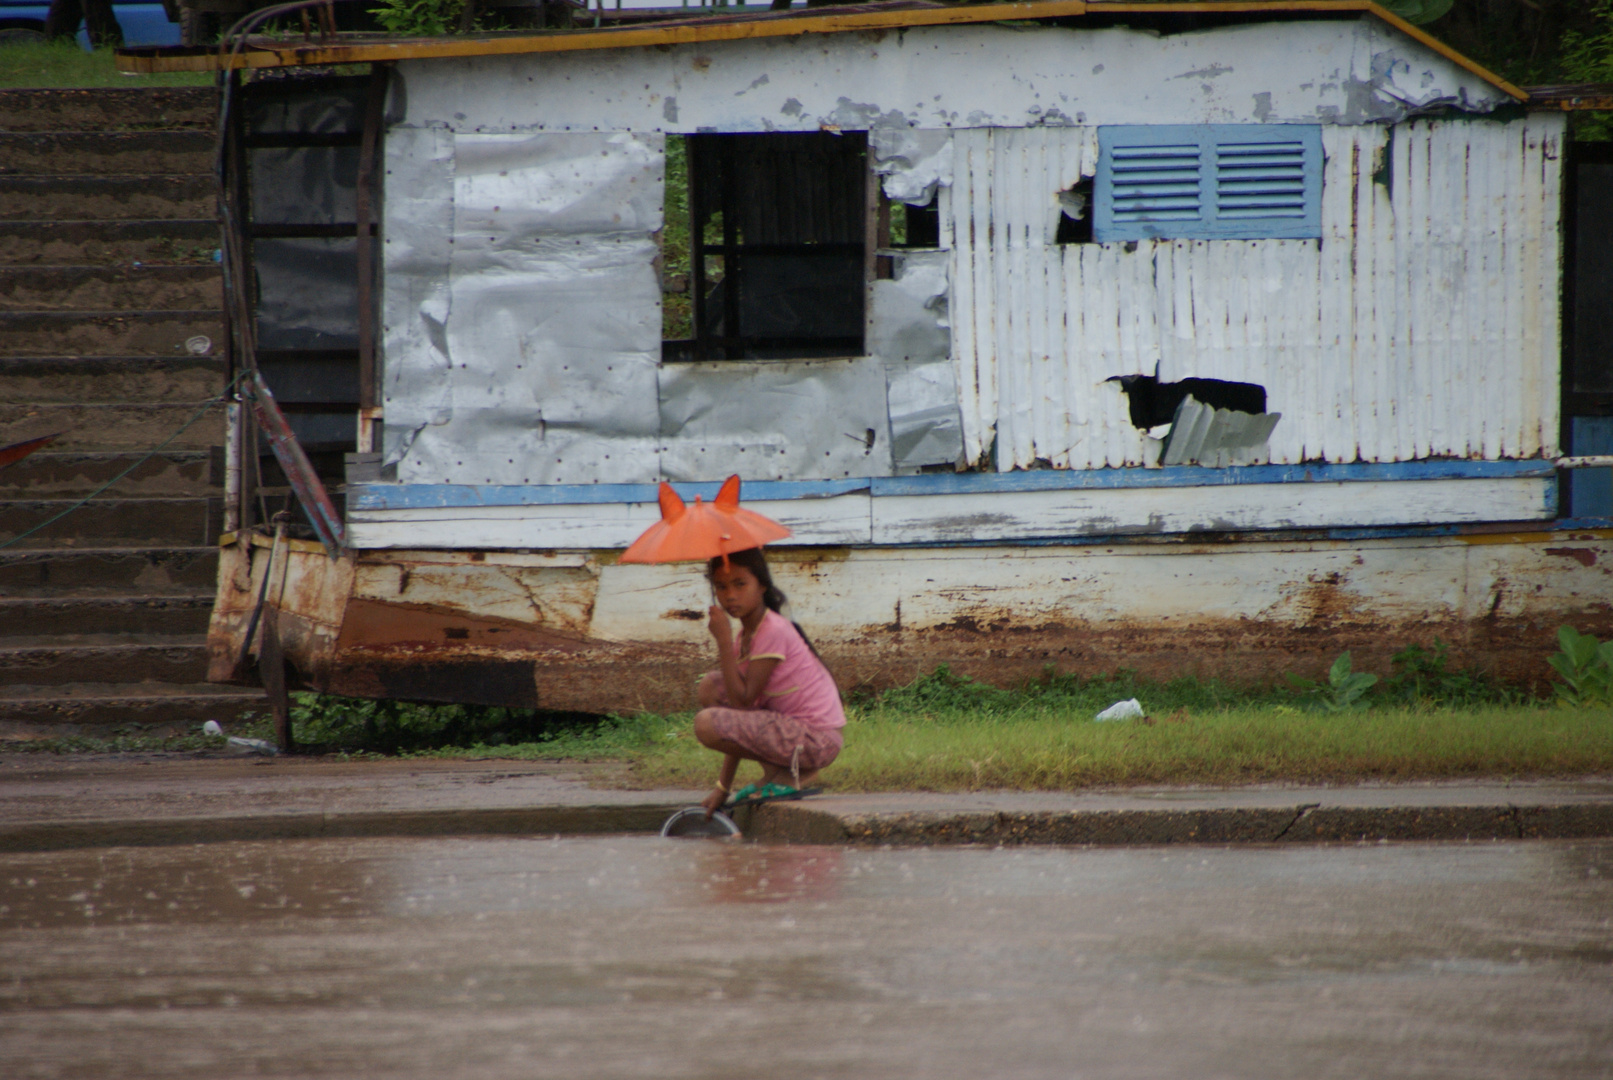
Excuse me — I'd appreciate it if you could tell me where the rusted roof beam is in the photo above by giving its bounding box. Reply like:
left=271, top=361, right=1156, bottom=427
left=111, top=0, right=1524, bottom=102
left=1526, top=84, right=1613, bottom=111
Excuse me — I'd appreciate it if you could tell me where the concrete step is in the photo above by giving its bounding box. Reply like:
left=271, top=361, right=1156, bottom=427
left=0, top=546, right=218, bottom=597
left=0, top=496, right=220, bottom=548
left=0, top=450, right=216, bottom=499
left=0, top=310, right=222, bottom=358
left=0, top=596, right=214, bottom=639
left=0, top=220, right=217, bottom=265
left=0, top=684, right=264, bottom=740
left=0, top=640, right=209, bottom=687
left=0, top=131, right=214, bottom=176
left=0, top=356, right=226, bottom=403
left=0, top=175, right=215, bottom=221
left=0, top=88, right=215, bottom=133
left=0, top=401, right=225, bottom=452
left=0, top=266, right=220, bottom=312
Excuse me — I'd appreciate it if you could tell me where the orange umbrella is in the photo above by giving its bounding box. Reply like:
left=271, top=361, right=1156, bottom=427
left=620, top=474, right=791, bottom=564
left=0, top=433, right=60, bottom=470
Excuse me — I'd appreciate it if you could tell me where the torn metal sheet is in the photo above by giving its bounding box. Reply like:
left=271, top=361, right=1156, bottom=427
left=1158, top=396, right=1282, bottom=467
left=870, top=250, right=961, bottom=470
left=392, top=132, right=665, bottom=486
left=872, top=128, right=953, bottom=207
left=657, top=357, right=893, bottom=482
left=380, top=125, right=455, bottom=471
left=391, top=18, right=1511, bottom=134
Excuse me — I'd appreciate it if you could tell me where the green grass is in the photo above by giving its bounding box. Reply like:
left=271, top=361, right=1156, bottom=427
left=11, top=664, right=1609, bottom=791
left=0, top=40, right=214, bottom=88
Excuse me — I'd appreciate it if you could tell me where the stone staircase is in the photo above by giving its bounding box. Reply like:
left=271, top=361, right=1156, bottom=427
left=0, top=88, right=264, bottom=740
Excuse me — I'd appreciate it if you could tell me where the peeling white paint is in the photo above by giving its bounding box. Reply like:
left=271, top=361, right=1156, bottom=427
left=390, top=18, right=1510, bottom=135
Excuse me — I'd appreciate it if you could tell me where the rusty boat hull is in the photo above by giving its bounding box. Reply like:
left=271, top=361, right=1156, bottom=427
left=208, top=526, right=1613, bottom=713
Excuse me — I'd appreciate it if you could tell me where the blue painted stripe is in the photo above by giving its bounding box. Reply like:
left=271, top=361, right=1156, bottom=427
left=349, top=459, right=1556, bottom=512
left=868, top=458, right=1553, bottom=496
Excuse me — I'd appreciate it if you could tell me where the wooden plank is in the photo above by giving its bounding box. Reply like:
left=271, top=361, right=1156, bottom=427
left=347, top=493, right=873, bottom=549
left=869, top=477, right=1554, bottom=545
left=349, top=475, right=1554, bottom=549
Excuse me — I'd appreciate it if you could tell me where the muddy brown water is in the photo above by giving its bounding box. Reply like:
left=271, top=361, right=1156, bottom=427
left=3, top=837, right=1611, bottom=1079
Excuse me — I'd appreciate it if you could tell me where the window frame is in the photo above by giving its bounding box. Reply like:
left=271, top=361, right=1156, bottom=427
left=671, top=130, right=872, bottom=363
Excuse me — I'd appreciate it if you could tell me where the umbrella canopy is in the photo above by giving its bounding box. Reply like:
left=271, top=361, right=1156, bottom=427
left=0, top=433, right=60, bottom=470
left=620, top=475, right=791, bottom=564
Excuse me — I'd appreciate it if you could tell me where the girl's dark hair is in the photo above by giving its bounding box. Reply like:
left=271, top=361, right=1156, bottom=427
left=708, top=547, right=787, bottom=612
left=707, top=547, right=821, bottom=657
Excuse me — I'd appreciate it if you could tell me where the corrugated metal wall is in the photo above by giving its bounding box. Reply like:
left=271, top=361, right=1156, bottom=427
left=949, top=115, right=1566, bottom=470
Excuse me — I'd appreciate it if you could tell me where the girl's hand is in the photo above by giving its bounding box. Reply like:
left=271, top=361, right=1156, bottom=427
left=701, top=786, right=727, bottom=818
left=707, top=604, right=733, bottom=647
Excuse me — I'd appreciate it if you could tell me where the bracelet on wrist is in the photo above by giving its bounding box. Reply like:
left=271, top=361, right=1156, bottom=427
left=714, top=780, right=730, bottom=793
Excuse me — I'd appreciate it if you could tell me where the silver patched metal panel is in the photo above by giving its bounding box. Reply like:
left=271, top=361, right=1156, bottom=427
left=872, top=128, right=953, bottom=206
left=870, top=250, right=962, bottom=470
left=380, top=125, right=456, bottom=472
left=395, top=131, right=665, bottom=486
left=658, top=357, right=893, bottom=482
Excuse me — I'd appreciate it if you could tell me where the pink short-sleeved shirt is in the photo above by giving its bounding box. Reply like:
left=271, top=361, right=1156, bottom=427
left=741, top=610, right=846, bottom=730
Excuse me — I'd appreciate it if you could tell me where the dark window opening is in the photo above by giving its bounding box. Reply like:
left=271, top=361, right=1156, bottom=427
left=1563, top=142, right=1613, bottom=518
left=891, top=193, right=941, bottom=249
left=1055, top=178, right=1093, bottom=244
left=664, top=131, right=868, bottom=362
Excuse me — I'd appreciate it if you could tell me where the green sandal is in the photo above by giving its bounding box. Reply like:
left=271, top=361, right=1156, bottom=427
left=728, top=783, right=822, bottom=808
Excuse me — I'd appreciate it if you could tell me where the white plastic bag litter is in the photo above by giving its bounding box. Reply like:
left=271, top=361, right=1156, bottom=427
left=1095, top=698, right=1145, bottom=722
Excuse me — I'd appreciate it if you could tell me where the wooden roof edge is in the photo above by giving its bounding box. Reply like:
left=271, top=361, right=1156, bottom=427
left=112, top=0, right=1524, bottom=104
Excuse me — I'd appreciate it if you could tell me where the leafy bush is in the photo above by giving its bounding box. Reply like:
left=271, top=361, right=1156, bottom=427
left=1562, top=0, right=1613, bottom=141
left=369, top=0, right=465, bottom=36
left=1548, top=626, right=1613, bottom=707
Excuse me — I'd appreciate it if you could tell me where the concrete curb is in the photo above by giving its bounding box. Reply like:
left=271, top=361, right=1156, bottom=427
left=744, top=801, right=1613, bottom=846
left=0, top=804, right=688, bottom=852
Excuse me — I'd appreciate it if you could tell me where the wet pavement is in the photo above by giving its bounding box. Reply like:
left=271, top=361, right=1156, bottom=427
left=4, top=754, right=1610, bottom=851
left=4, top=834, right=1611, bottom=1078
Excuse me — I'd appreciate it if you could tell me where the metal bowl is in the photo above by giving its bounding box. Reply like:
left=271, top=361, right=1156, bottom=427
left=660, top=807, right=742, bottom=838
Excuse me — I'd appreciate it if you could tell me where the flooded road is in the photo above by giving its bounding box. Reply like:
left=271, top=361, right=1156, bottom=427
left=3, top=836, right=1611, bottom=1079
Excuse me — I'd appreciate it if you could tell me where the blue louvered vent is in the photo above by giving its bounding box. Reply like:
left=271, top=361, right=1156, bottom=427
left=1108, top=142, right=1203, bottom=225
left=1095, top=125, right=1322, bottom=242
left=1216, top=138, right=1308, bottom=219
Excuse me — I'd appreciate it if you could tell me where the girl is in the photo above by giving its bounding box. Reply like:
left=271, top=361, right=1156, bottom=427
left=694, top=547, right=845, bottom=816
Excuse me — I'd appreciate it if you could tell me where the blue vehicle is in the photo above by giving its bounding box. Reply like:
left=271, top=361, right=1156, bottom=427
left=0, top=0, right=182, bottom=47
